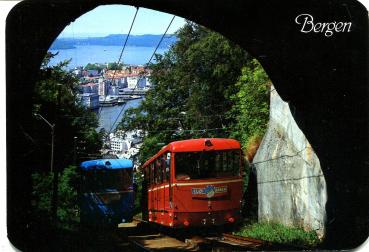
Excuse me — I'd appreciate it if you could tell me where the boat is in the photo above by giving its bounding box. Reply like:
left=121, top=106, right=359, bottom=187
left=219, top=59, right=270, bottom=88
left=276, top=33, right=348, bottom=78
left=99, top=96, right=118, bottom=106
left=117, top=97, right=126, bottom=105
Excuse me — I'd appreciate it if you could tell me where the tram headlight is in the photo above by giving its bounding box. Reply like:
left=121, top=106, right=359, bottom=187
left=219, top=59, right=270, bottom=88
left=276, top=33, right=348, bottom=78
left=183, top=220, right=190, bottom=226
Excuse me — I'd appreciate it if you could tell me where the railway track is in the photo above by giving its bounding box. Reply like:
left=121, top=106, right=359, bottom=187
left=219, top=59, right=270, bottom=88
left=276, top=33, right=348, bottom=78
left=126, top=220, right=271, bottom=251
left=128, top=232, right=268, bottom=251
left=211, top=233, right=267, bottom=249
left=126, top=218, right=308, bottom=251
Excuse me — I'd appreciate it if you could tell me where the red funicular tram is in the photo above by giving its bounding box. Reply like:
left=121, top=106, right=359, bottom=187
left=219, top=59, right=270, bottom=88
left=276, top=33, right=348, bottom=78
left=141, top=138, right=243, bottom=228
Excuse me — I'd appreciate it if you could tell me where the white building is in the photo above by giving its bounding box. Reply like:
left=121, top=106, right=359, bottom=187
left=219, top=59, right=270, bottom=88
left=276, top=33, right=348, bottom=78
left=109, top=136, right=129, bottom=152
left=98, top=81, right=108, bottom=96
left=127, top=75, right=146, bottom=89
left=107, top=130, right=143, bottom=154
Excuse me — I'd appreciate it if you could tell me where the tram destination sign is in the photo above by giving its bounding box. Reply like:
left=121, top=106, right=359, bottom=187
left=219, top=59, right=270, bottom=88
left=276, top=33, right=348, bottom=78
left=192, top=185, right=228, bottom=198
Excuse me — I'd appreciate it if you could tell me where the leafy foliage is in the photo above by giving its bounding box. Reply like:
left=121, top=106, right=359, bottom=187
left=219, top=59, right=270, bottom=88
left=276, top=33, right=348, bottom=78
left=84, top=63, right=105, bottom=72
left=227, top=59, right=270, bottom=151
left=57, top=166, right=79, bottom=226
left=31, top=166, right=79, bottom=229
left=119, top=22, right=249, bottom=163
left=31, top=172, right=53, bottom=223
left=107, top=62, right=123, bottom=70
left=33, top=52, right=102, bottom=169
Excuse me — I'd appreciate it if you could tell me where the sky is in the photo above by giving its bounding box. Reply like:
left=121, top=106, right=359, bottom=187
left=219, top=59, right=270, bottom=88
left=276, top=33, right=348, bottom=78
left=58, top=5, right=187, bottom=38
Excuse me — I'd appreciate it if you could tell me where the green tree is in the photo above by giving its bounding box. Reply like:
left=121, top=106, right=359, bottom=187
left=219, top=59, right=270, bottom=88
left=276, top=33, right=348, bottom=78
left=31, top=165, right=79, bottom=229
left=34, top=52, right=102, bottom=167
left=107, top=62, right=123, bottom=70
left=120, top=22, right=249, bottom=163
left=227, top=59, right=270, bottom=220
left=31, top=52, right=102, bottom=229
left=57, top=165, right=79, bottom=227
left=84, top=63, right=104, bottom=72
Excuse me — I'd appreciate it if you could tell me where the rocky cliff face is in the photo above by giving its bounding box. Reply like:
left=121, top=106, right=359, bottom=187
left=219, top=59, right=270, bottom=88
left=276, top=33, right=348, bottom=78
left=253, top=86, right=327, bottom=238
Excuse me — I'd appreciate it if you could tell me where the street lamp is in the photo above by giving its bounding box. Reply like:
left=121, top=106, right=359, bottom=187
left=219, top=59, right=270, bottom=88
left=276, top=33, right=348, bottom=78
left=34, top=113, right=55, bottom=172
left=177, top=111, right=187, bottom=135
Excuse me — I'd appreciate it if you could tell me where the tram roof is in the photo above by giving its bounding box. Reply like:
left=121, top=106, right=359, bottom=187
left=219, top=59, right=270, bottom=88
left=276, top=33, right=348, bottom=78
left=141, top=138, right=241, bottom=168
left=80, top=159, right=133, bottom=171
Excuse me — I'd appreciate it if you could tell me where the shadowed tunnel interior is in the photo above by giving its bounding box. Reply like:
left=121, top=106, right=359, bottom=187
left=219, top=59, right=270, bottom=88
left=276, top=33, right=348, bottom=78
left=6, top=0, right=368, bottom=249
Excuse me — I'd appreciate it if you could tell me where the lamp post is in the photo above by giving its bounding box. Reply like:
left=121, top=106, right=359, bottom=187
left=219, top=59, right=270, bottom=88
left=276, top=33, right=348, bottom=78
left=178, top=111, right=187, bottom=135
left=34, top=113, right=55, bottom=172
left=73, top=136, right=78, bottom=166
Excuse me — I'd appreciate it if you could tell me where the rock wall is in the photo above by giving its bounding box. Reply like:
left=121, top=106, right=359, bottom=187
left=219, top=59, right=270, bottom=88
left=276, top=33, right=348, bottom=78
left=253, top=86, right=327, bottom=238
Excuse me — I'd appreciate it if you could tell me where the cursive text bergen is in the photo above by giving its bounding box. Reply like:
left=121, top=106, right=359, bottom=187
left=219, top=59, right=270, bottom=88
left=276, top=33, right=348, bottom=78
left=295, top=14, right=352, bottom=37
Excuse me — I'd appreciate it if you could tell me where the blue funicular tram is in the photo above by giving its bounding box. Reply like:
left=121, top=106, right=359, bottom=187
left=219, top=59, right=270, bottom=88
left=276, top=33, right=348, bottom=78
left=80, top=159, right=134, bottom=227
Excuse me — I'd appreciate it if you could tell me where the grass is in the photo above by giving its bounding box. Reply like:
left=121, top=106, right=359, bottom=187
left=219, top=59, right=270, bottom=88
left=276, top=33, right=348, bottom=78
left=233, top=222, right=321, bottom=248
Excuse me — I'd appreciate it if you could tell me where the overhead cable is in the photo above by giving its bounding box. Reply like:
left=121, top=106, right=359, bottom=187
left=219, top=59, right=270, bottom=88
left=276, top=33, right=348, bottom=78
left=107, top=15, right=176, bottom=134
left=97, top=7, right=139, bottom=120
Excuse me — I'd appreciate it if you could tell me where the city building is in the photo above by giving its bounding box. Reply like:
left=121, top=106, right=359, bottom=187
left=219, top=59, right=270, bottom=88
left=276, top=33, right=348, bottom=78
left=110, top=137, right=129, bottom=153
left=108, top=85, right=119, bottom=96
left=80, top=93, right=99, bottom=109
left=98, top=81, right=108, bottom=96
left=127, top=75, right=146, bottom=89
left=80, top=82, right=98, bottom=94
left=107, top=130, right=143, bottom=154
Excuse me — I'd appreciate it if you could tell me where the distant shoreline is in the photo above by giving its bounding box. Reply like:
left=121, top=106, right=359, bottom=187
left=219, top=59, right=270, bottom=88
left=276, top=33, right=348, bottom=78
left=50, top=34, right=177, bottom=50
left=50, top=44, right=164, bottom=50
left=47, top=44, right=168, bottom=69
left=51, top=45, right=76, bottom=50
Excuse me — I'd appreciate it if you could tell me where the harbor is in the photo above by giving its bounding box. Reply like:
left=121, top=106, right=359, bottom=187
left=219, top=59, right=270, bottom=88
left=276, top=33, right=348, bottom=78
left=97, top=97, right=143, bottom=132
left=99, top=94, right=143, bottom=107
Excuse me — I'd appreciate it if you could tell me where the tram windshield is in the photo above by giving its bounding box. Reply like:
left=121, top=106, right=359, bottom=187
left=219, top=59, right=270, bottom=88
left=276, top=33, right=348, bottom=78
left=175, top=150, right=240, bottom=180
left=82, top=168, right=133, bottom=192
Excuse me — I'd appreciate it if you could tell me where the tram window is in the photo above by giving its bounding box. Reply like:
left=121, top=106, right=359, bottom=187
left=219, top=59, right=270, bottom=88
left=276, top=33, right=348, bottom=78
left=147, top=166, right=150, bottom=185
left=154, top=160, right=158, bottom=184
left=161, top=156, right=166, bottom=182
left=82, top=171, right=95, bottom=192
left=83, top=169, right=133, bottom=192
left=150, top=164, right=154, bottom=185
left=222, top=152, right=228, bottom=171
left=233, top=151, right=240, bottom=175
left=156, top=159, right=162, bottom=184
left=120, top=169, right=133, bottom=191
left=175, top=150, right=241, bottom=180
left=165, top=153, right=170, bottom=182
